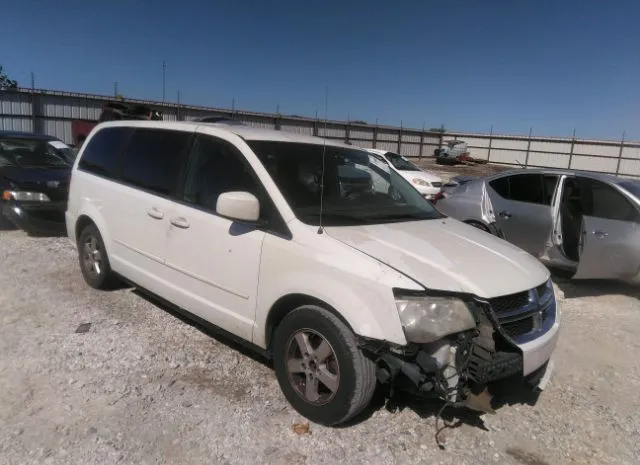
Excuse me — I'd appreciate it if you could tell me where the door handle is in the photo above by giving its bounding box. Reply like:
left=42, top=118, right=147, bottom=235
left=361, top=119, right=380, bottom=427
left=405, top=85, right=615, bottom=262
left=170, top=217, right=190, bottom=229
left=146, top=207, right=164, bottom=220
left=593, top=230, right=608, bottom=239
left=498, top=210, right=512, bottom=219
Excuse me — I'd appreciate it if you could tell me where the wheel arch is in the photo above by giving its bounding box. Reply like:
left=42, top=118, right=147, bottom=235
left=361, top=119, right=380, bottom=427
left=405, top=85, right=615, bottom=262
left=264, top=293, right=354, bottom=353
left=74, top=214, right=96, bottom=243
left=463, top=218, right=491, bottom=232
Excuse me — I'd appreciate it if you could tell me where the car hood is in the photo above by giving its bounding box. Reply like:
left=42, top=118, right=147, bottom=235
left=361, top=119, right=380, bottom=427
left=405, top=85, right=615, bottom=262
left=397, top=169, right=442, bottom=183
left=325, top=218, right=548, bottom=298
left=1, top=166, right=71, bottom=185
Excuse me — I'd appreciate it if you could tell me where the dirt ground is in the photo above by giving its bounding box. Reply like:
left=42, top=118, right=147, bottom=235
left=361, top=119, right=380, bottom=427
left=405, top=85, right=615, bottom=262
left=1, top=193, right=639, bottom=464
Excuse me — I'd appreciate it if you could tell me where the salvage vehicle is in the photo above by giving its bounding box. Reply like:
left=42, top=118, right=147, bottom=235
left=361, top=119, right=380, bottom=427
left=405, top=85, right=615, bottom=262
left=366, top=149, right=443, bottom=200
left=1, top=131, right=73, bottom=233
left=66, top=121, right=559, bottom=426
left=436, top=168, right=640, bottom=281
left=71, top=101, right=163, bottom=148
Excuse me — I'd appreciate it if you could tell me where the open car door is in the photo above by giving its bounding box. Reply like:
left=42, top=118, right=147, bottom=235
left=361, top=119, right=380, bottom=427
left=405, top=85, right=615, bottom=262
left=574, top=216, right=640, bottom=280
left=573, top=177, right=640, bottom=280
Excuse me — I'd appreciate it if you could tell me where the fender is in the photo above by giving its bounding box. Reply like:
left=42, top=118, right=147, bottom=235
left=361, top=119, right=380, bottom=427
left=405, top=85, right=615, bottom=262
left=253, top=232, right=420, bottom=348
left=254, top=269, right=408, bottom=348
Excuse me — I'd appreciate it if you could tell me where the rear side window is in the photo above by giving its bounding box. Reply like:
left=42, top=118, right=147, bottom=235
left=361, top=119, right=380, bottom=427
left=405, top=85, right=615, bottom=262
left=121, top=128, right=190, bottom=196
left=490, top=173, right=554, bottom=206
left=508, top=174, right=544, bottom=204
left=78, top=127, right=132, bottom=178
left=489, top=176, right=509, bottom=197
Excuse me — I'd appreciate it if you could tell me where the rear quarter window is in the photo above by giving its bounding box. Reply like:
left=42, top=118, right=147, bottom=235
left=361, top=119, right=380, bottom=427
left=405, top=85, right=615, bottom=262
left=77, top=127, right=133, bottom=179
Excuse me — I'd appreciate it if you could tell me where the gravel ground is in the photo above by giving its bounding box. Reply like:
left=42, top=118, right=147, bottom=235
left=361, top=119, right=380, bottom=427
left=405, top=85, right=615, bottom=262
left=1, top=230, right=639, bottom=465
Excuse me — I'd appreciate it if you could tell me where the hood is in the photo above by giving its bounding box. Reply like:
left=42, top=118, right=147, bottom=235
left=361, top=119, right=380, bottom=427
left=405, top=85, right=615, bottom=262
left=325, top=218, right=548, bottom=298
left=1, top=166, right=71, bottom=185
left=397, top=169, right=442, bottom=184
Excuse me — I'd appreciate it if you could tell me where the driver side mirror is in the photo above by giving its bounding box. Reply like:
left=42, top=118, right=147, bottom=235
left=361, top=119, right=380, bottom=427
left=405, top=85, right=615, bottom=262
left=216, top=191, right=261, bottom=223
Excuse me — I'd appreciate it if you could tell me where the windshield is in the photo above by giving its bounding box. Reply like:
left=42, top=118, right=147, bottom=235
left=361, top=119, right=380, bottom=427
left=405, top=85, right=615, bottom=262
left=0, top=137, right=73, bottom=168
left=618, top=181, right=640, bottom=199
left=384, top=152, right=421, bottom=171
left=248, top=141, right=442, bottom=226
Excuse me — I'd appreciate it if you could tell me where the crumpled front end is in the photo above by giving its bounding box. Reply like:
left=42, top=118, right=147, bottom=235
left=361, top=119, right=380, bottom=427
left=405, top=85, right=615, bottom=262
left=363, top=280, right=559, bottom=412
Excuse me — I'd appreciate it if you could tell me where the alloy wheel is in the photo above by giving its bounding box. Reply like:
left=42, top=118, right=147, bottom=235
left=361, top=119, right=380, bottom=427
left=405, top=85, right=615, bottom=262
left=285, top=329, right=340, bottom=405
left=82, top=235, right=103, bottom=278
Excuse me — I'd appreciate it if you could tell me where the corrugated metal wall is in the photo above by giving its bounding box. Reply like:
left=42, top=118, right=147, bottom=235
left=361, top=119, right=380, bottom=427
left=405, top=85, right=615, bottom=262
left=2, top=88, right=640, bottom=178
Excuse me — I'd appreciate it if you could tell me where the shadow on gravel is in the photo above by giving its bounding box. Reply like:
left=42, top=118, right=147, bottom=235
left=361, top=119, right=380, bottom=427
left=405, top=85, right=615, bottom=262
left=26, top=230, right=68, bottom=238
left=342, top=377, right=542, bottom=443
left=550, top=268, right=640, bottom=299
left=132, top=289, right=272, bottom=368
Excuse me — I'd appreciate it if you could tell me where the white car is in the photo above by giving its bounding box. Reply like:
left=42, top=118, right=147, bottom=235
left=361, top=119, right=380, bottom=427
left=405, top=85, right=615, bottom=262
left=66, top=120, right=559, bottom=426
left=366, top=148, right=443, bottom=199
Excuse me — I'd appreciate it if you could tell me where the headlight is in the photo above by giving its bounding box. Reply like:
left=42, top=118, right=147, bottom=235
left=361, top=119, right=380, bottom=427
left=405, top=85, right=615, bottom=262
left=412, top=178, right=430, bottom=187
left=1, top=190, right=50, bottom=202
left=395, top=294, right=476, bottom=343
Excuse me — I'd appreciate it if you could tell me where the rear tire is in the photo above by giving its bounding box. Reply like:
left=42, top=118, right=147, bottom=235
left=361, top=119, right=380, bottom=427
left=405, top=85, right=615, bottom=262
left=272, top=305, right=377, bottom=426
left=77, top=223, right=118, bottom=290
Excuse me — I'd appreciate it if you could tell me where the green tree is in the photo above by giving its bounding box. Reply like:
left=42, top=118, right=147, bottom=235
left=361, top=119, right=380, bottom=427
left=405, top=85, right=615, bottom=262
left=0, top=66, right=18, bottom=89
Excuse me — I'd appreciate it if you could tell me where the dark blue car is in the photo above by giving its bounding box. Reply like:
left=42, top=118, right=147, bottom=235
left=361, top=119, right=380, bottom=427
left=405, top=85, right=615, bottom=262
left=0, top=131, right=74, bottom=234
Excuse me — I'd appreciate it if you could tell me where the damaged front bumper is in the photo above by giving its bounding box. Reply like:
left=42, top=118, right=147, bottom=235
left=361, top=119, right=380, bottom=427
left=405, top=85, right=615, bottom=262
left=362, top=290, right=559, bottom=412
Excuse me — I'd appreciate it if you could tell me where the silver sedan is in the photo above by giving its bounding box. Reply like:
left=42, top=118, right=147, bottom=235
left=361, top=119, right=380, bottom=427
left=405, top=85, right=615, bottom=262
left=435, top=168, right=640, bottom=281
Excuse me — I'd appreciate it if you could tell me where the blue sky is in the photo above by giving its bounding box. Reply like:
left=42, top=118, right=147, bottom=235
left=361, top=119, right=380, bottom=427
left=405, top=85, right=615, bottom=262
left=2, top=0, right=640, bottom=139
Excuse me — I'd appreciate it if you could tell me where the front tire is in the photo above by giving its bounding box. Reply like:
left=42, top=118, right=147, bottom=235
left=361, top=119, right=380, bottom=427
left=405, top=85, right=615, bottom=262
left=272, top=305, right=377, bottom=426
left=77, top=223, right=118, bottom=290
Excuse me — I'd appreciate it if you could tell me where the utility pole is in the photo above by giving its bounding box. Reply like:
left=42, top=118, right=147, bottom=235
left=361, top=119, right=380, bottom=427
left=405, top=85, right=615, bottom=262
left=30, top=72, right=35, bottom=90
left=162, top=61, right=166, bottom=102
left=114, top=82, right=118, bottom=97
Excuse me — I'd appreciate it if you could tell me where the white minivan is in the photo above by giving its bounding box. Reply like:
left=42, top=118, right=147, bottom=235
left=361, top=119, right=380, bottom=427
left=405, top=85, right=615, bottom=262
left=66, top=120, right=559, bottom=426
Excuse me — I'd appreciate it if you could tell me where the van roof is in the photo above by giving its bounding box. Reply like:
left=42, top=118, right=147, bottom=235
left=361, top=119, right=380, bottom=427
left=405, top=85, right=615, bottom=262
left=95, top=120, right=354, bottom=148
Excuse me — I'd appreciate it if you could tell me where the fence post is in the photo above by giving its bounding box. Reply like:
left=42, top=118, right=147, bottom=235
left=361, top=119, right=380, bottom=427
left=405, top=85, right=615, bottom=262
left=373, top=118, right=378, bottom=149
left=487, top=125, right=493, bottom=162
left=567, top=128, right=576, bottom=169
left=615, top=131, right=626, bottom=175
left=524, top=127, right=533, bottom=167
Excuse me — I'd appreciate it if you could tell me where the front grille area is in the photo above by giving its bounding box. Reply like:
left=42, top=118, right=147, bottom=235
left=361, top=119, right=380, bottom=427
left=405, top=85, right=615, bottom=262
left=487, top=280, right=555, bottom=343
left=431, top=182, right=443, bottom=188
left=489, top=291, right=530, bottom=314
left=501, top=317, right=534, bottom=338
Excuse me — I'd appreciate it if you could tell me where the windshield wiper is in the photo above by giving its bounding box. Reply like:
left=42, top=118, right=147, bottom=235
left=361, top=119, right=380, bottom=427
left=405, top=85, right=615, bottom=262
left=301, top=212, right=373, bottom=224
left=368, top=212, right=434, bottom=222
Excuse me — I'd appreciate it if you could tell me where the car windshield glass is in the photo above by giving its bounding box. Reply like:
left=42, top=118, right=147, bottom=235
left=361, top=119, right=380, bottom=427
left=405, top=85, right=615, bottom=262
left=0, top=137, right=72, bottom=168
left=385, top=152, right=421, bottom=171
left=618, top=181, right=640, bottom=199
left=248, top=141, right=443, bottom=226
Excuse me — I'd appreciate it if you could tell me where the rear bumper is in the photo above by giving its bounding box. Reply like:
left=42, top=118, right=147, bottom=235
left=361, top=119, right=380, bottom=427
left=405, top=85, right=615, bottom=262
left=2, top=200, right=67, bottom=235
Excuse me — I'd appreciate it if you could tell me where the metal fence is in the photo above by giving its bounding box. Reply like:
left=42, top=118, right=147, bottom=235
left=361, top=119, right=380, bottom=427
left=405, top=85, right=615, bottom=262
left=2, top=87, right=640, bottom=178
